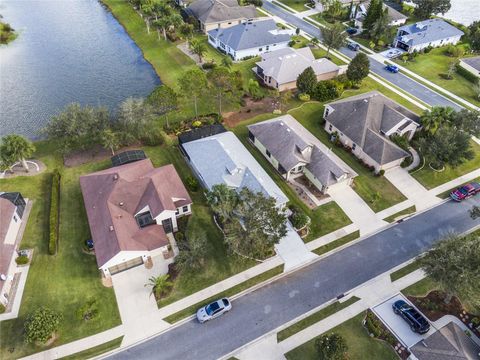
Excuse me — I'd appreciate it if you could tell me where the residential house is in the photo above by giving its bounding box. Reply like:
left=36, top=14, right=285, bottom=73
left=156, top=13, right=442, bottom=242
left=255, top=47, right=342, bottom=91
left=409, top=322, right=480, bottom=360
left=247, top=115, right=357, bottom=194
left=459, top=56, right=480, bottom=78
left=394, top=19, right=464, bottom=53
left=186, top=0, right=256, bottom=33
left=0, top=192, right=27, bottom=307
left=79, top=156, right=192, bottom=278
left=352, top=1, right=408, bottom=28
left=324, top=91, right=420, bottom=172
left=207, top=19, right=292, bottom=61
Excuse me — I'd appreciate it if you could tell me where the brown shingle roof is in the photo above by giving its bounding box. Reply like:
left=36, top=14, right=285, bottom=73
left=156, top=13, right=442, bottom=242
left=80, top=159, right=192, bottom=267
left=0, top=198, right=15, bottom=243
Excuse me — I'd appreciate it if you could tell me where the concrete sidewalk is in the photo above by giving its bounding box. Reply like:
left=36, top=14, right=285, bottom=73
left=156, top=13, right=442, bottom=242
left=429, top=168, right=480, bottom=196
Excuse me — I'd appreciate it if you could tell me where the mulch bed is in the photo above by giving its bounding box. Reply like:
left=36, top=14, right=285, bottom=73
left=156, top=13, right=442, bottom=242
left=223, top=96, right=277, bottom=128
left=407, top=290, right=480, bottom=337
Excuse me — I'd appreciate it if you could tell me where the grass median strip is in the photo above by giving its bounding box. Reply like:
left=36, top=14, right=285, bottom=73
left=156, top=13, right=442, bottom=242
left=163, top=265, right=284, bottom=324
left=313, top=230, right=360, bottom=256
left=390, top=260, right=422, bottom=282
left=277, top=296, right=361, bottom=342
left=60, top=336, right=123, bottom=360
left=383, top=205, right=416, bottom=223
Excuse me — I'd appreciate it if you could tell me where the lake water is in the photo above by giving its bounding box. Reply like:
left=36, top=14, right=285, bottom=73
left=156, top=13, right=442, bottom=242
left=0, top=0, right=160, bottom=139
left=440, top=0, right=479, bottom=26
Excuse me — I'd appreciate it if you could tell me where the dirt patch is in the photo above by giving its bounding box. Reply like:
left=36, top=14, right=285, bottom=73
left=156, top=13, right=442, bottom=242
left=63, top=144, right=141, bottom=167
left=408, top=290, right=480, bottom=337
left=223, top=96, right=277, bottom=128
left=1, top=160, right=46, bottom=179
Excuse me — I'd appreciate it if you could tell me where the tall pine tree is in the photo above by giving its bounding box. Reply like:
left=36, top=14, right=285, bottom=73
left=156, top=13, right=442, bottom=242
left=363, top=0, right=383, bottom=33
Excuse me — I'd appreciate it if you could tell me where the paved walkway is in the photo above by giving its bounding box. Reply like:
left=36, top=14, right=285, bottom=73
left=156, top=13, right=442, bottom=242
left=385, top=167, right=443, bottom=211
left=405, top=147, right=420, bottom=171
left=295, top=8, right=320, bottom=18
left=275, top=223, right=318, bottom=272
left=327, top=186, right=387, bottom=235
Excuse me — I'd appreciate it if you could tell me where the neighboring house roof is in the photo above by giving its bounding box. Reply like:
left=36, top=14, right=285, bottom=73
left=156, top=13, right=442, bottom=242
left=187, top=0, right=256, bottom=24
left=410, top=322, right=480, bottom=360
left=208, top=19, right=291, bottom=51
left=247, top=115, right=356, bottom=186
left=182, top=131, right=288, bottom=206
left=354, top=1, right=407, bottom=23
left=80, top=159, right=192, bottom=267
left=256, top=47, right=339, bottom=85
left=460, top=56, right=480, bottom=71
left=396, top=18, right=464, bottom=47
left=325, top=91, right=419, bottom=165
left=0, top=197, right=16, bottom=243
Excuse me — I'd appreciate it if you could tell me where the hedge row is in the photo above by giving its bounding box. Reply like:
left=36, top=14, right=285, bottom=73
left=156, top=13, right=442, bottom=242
left=49, top=169, right=61, bottom=255
left=456, top=64, right=479, bottom=83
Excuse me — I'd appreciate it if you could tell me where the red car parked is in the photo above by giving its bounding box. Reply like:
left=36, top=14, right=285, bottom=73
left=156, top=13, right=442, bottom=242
left=450, top=182, right=480, bottom=201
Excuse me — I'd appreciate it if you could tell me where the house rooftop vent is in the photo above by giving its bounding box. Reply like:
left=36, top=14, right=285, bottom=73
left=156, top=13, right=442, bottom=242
left=119, top=202, right=124, bottom=206
left=113, top=174, right=118, bottom=180
left=109, top=225, right=114, bottom=231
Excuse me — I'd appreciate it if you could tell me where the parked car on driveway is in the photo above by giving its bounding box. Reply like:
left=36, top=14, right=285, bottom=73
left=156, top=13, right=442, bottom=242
left=392, top=300, right=430, bottom=334
left=385, top=64, right=399, bottom=73
left=450, top=182, right=480, bottom=201
left=197, top=298, right=232, bottom=323
left=346, top=27, right=358, bottom=35
left=347, top=42, right=360, bottom=51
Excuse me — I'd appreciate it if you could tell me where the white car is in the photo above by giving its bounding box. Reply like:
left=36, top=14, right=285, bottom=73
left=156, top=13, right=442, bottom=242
left=196, top=298, right=232, bottom=323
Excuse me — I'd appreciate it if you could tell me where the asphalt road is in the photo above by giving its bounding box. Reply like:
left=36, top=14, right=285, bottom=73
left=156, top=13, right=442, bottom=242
left=262, top=1, right=463, bottom=111
left=109, top=196, right=480, bottom=360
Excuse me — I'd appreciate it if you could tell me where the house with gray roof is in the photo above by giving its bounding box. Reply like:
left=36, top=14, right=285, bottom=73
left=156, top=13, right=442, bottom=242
left=352, top=1, right=408, bottom=28
left=186, top=0, right=256, bottom=33
left=409, top=322, right=480, bottom=360
left=459, top=56, right=480, bottom=78
left=324, top=91, right=420, bottom=172
left=247, top=115, right=357, bottom=194
left=255, top=47, right=342, bottom=91
left=207, top=19, right=292, bottom=61
left=394, top=18, right=464, bottom=53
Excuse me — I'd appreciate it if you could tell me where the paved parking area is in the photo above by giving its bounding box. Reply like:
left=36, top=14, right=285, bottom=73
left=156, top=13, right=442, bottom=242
left=372, top=293, right=435, bottom=348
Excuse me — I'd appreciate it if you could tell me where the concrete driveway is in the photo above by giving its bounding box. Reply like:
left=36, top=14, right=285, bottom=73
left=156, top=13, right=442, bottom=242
left=372, top=294, right=435, bottom=348
left=111, top=256, right=171, bottom=346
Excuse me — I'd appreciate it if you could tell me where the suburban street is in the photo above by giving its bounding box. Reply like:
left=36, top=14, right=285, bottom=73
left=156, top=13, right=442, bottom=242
left=262, top=1, right=463, bottom=110
left=109, top=196, right=480, bottom=360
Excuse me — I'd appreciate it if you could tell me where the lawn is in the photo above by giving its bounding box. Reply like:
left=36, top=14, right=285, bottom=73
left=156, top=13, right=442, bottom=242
left=231, top=114, right=352, bottom=242
left=284, top=312, right=398, bottom=360
left=0, top=144, right=121, bottom=360
left=394, top=45, right=480, bottom=108
left=383, top=205, right=416, bottom=223
left=390, top=260, right=422, bottom=282
left=311, top=47, right=347, bottom=66
left=274, top=0, right=308, bottom=12
left=411, top=140, right=480, bottom=190
left=60, top=336, right=123, bottom=360
left=277, top=296, right=360, bottom=342
left=288, top=101, right=407, bottom=212
left=313, top=230, right=360, bottom=255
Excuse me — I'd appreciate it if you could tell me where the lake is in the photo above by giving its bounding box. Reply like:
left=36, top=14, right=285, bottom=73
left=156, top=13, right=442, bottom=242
left=440, top=0, right=479, bottom=26
left=0, top=0, right=160, bottom=139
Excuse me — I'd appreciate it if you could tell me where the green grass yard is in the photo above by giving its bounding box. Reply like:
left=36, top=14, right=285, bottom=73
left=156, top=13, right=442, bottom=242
left=411, top=140, right=480, bottom=190
left=60, top=337, right=123, bottom=360
left=284, top=312, right=398, bottom=360
left=394, top=45, right=480, bottom=108
left=274, top=0, right=308, bottom=12
left=383, top=205, right=416, bottom=223
left=313, top=230, right=360, bottom=255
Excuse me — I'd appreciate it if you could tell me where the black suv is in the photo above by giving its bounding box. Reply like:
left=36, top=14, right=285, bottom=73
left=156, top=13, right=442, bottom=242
left=392, top=300, right=430, bottom=334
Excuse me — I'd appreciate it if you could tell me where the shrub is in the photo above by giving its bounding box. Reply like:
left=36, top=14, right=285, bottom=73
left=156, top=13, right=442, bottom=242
left=49, top=170, right=60, bottom=255
left=298, top=93, right=310, bottom=101
left=76, top=299, right=98, bottom=321
left=175, top=231, right=185, bottom=243
left=273, top=109, right=282, bottom=114
left=201, top=62, right=216, bottom=70
left=0, top=304, right=5, bottom=314
left=312, top=80, right=342, bottom=101
left=186, top=176, right=199, bottom=192
left=288, top=40, right=296, bottom=47
left=192, top=120, right=202, bottom=128
left=377, top=169, right=385, bottom=176
left=401, top=156, right=413, bottom=168
left=166, top=31, right=179, bottom=42
left=141, top=127, right=164, bottom=146
left=15, top=255, right=29, bottom=265
left=390, top=134, right=410, bottom=151
left=456, top=64, right=479, bottom=83
left=291, top=211, right=310, bottom=229
left=315, top=332, right=348, bottom=360
left=24, top=307, right=62, bottom=344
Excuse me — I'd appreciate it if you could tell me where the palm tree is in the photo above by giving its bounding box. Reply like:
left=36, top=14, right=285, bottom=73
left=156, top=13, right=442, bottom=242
left=100, top=129, right=120, bottom=155
left=421, top=106, right=455, bottom=135
left=221, top=56, right=233, bottom=68
left=0, top=134, right=36, bottom=172
left=189, top=39, right=207, bottom=63
left=145, top=274, right=173, bottom=299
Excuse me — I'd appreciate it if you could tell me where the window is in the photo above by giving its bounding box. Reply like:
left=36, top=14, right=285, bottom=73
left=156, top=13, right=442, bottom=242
left=135, top=211, right=155, bottom=228
left=266, top=149, right=271, bottom=157
left=175, top=209, right=180, bottom=215
left=182, top=205, right=189, bottom=213
left=248, top=131, right=255, bottom=142
left=329, top=124, right=333, bottom=131
left=266, top=45, right=269, bottom=51
left=352, top=143, right=357, bottom=151
left=325, top=108, right=330, bottom=116
left=259, top=47, right=263, bottom=51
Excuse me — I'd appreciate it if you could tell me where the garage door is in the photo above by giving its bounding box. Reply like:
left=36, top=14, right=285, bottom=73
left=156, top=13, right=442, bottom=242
left=108, top=257, right=143, bottom=275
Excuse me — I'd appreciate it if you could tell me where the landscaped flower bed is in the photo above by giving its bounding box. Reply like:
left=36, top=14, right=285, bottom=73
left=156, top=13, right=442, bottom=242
left=407, top=290, right=480, bottom=338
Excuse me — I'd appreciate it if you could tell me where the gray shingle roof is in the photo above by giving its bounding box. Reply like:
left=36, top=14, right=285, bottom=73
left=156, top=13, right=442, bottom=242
left=247, top=115, right=356, bottom=186
left=256, top=47, right=339, bottom=85
left=356, top=1, right=407, bottom=22
left=182, top=131, right=288, bottom=206
left=187, top=0, right=256, bottom=24
left=396, top=18, right=464, bottom=47
left=208, top=19, right=291, bottom=51
left=410, top=322, right=480, bottom=360
left=461, top=56, right=480, bottom=71
left=325, top=91, right=418, bottom=165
